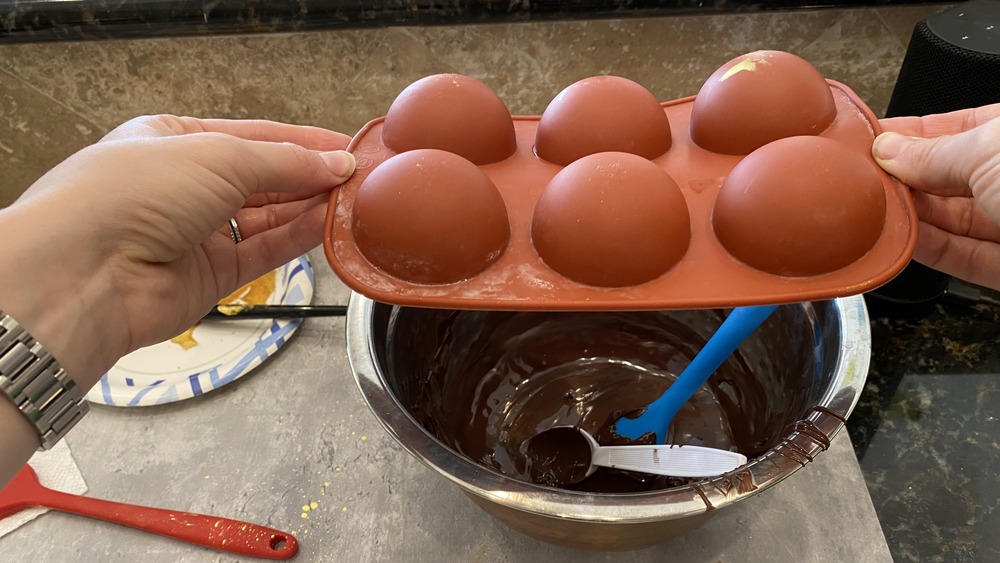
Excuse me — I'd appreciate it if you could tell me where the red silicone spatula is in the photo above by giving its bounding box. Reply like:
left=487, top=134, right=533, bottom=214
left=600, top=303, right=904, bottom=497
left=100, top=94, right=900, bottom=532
left=0, top=465, right=297, bottom=559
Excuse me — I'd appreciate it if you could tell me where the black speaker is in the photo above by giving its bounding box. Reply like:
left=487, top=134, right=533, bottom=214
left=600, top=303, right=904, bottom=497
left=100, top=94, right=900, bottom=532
left=866, top=0, right=1000, bottom=316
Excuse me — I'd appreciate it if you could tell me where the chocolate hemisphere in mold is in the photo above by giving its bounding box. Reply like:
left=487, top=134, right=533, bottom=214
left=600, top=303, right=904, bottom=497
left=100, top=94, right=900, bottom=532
left=712, top=136, right=887, bottom=277
left=531, top=151, right=691, bottom=287
left=351, top=149, right=511, bottom=284
left=381, top=74, right=517, bottom=165
left=534, top=76, right=672, bottom=165
left=690, top=50, right=837, bottom=155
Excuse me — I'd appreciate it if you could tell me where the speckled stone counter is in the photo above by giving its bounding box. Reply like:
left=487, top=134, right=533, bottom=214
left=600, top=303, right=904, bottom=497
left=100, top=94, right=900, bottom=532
left=0, top=0, right=951, bottom=43
left=849, top=296, right=1000, bottom=562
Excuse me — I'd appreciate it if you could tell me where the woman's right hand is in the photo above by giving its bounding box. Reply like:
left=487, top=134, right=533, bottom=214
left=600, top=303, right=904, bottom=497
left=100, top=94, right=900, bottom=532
left=874, top=103, right=1000, bottom=291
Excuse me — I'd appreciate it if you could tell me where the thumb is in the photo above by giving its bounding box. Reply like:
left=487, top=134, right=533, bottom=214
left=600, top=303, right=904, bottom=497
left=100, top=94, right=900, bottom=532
left=873, top=124, right=1000, bottom=202
left=177, top=133, right=357, bottom=199
left=872, top=131, right=972, bottom=197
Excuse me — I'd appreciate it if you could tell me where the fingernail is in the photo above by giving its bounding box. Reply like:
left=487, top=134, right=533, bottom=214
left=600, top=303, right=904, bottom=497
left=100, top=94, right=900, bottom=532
left=872, top=132, right=907, bottom=161
left=320, top=150, right=356, bottom=178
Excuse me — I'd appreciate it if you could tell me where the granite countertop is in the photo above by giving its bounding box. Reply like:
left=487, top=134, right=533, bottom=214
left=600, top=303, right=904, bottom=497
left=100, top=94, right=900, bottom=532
left=0, top=0, right=949, bottom=43
left=849, top=288, right=1000, bottom=562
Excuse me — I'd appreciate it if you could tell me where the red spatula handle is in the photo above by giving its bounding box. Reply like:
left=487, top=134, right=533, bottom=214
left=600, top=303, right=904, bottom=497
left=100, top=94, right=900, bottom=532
left=34, top=487, right=297, bottom=559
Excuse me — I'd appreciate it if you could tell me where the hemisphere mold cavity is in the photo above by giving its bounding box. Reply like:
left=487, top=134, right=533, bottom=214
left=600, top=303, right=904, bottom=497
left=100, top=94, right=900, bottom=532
left=535, top=76, right=672, bottom=165
left=352, top=149, right=511, bottom=284
left=381, top=74, right=517, bottom=165
left=690, top=51, right=837, bottom=155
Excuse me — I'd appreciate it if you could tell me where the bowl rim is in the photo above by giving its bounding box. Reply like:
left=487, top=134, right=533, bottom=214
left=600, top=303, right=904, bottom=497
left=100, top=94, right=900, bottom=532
left=346, top=293, right=870, bottom=523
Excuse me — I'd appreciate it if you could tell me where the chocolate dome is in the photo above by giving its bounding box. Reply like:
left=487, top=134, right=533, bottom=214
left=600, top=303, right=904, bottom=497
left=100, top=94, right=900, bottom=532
left=352, top=149, right=511, bottom=284
left=712, top=136, right=886, bottom=277
left=531, top=152, right=690, bottom=287
left=381, top=74, right=517, bottom=165
left=534, top=76, right=672, bottom=166
left=690, top=51, right=837, bottom=155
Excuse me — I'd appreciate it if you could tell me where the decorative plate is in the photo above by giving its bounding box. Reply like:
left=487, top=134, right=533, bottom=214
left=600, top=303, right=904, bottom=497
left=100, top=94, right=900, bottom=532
left=86, top=255, right=314, bottom=407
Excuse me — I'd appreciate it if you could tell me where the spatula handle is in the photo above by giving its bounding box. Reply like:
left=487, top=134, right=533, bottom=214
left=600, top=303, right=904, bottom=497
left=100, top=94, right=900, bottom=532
left=616, top=304, right=778, bottom=443
left=35, top=488, right=297, bottom=559
left=647, top=304, right=778, bottom=440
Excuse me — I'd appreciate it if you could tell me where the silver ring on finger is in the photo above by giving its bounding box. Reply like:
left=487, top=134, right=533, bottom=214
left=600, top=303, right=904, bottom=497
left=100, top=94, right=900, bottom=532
left=229, top=217, right=243, bottom=244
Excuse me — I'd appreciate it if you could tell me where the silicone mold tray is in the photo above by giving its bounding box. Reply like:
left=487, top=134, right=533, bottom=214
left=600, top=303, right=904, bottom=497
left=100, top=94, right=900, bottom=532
left=323, top=50, right=918, bottom=311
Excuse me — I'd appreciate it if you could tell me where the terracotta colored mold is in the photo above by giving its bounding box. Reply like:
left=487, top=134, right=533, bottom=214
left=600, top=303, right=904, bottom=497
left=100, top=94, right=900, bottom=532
left=535, top=75, right=672, bottom=165
left=690, top=50, right=837, bottom=155
left=381, top=74, right=517, bottom=165
left=351, top=149, right=510, bottom=284
left=531, top=152, right=690, bottom=287
left=713, top=136, right=887, bottom=277
left=324, top=50, right=918, bottom=311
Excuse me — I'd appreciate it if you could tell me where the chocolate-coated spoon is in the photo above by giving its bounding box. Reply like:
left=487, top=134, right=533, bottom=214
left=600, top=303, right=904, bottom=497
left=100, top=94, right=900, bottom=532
left=524, top=426, right=747, bottom=488
left=614, top=305, right=779, bottom=443
left=0, top=465, right=297, bottom=559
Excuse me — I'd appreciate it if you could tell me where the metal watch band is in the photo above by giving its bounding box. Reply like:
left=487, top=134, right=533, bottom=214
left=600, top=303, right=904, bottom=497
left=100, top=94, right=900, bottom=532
left=0, top=310, right=89, bottom=450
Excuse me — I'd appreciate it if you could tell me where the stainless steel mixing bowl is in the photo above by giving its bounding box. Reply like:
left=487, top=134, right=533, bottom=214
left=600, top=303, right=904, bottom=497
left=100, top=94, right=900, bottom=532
left=346, top=293, right=869, bottom=550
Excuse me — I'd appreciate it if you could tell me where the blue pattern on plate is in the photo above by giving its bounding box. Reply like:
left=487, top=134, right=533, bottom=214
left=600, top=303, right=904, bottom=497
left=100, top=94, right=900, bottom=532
left=100, top=376, right=113, bottom=405
left=127, top=379, right=166, bottom=407
left=87, top=255, right=315, bottom=407
left=189, top=374, right=203, bottom=396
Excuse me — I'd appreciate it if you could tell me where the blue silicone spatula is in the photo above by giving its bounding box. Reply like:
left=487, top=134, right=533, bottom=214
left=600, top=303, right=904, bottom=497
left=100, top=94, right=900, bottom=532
left=614, top=305, right=779, bottom=444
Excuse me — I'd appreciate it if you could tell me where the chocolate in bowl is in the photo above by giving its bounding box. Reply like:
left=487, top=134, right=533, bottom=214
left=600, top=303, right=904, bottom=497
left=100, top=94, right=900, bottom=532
left=388, top=308, right=805, bottom=492
left=347, top=293, right=870, bottom=550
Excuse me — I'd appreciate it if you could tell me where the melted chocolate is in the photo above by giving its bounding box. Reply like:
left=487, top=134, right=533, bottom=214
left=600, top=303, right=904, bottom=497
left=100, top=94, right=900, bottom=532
left=385, top=308, right=817, bottom=492
left=523, top=427, right=592, bottom=487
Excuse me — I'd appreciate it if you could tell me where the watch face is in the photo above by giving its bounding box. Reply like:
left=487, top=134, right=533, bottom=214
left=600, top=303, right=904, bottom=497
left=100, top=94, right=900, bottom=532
left=88, top=255, right=314, bottom=407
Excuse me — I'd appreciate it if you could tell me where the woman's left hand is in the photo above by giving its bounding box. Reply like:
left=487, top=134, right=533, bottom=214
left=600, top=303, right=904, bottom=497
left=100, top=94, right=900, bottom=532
left=0, top=115, right=356, bottom=390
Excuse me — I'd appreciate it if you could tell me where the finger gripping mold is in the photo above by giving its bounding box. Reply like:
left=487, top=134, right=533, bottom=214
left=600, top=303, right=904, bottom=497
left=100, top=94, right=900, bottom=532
left=324, top=50, right=918, bottom=311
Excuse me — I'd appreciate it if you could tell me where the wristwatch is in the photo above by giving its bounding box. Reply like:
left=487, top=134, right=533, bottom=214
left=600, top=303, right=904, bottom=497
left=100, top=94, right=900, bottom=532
left=0, top=310, right=89, bottom=450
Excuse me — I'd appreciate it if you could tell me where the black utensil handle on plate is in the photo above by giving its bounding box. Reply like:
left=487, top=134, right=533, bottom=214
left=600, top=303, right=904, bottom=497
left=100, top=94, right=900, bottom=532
left=201, top=305, right=348, bottom=320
